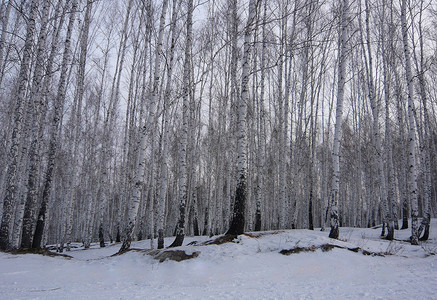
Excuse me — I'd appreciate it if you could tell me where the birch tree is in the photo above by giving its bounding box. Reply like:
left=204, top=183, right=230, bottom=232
left=400, top=0, right=419, bottom=245
left=0, top=0, right=38, bottom=250
left=95, top=0, right=132, bottom=248
left=226, top=0, right=257, bottom=236
left=255, top=0, right=268, bottom=232
left=329, top=0, right=349, bottom=239
left=64, top=0, right=93, bottom=250
left=168, top=0, right=193, bottom=247
left=117, top=0, right=152, bottom=244
left=119, top=0, right=168, bottom=252
left=33, top=0, right=78, bottom=249
left=360, top=0, right=393, bottom=240
left=157, top=0, right=179, bottom=249
left=412, top=0, right=432, bottom=240
left=0, top=0, right=12, bottom=88
left=18, top=0, right=51, bottom=249
left=380, top=0, right=398, bottom=232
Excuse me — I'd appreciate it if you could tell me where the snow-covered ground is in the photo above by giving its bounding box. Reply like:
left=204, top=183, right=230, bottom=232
left=1, top=220, right=437, bottom=299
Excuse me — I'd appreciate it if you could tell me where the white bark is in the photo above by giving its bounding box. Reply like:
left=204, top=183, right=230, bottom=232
left=401, top=0, right=419, bottom=245
left=117, top=0, right=152, bottom=242
left=65, top=0, right=93, bottom=249
left=361, top=0, right=392, bottom=239
left=33, top=0, right=78, bottom=249
left=379, top=0, right=398, bottom=232
left=120, top=0, right=168, bottom=252
left=95, top=0, right=132, bottom=248
left=168, top=0, right=193, bottom=247
left=227, top=0, right=257, bottom=235
left=14, top=0, right=51, bottom=249
left=413, top=2, right=431, bottom=239
left=0, top=0, right=11, bottom=88
left=0, top=0, right=38, bottom=250
left=278, top=4, right=286, bottom=229
left=255, top=0, right=267, bottom=231
left=157, top=0, right=180, bottom=248
left=329, top=0, right=349, bottom=239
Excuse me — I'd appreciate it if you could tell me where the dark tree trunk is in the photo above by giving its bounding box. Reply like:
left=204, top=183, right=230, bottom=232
left=401, top=201, right=408, bottom=229
left=193, top=216, right=199, bottom=236
left=116, top=227, right=121, bottom=243
left=254, top=208, right=261, bottom=231
left=99, top=224, right=105, bottom=247
left=394, top=219, right=399, bottom=230
left=202, top=208, right=208, bottom=236
left=169, top=199, right=186, bottom=247
left=158, top=229, right=164, bottom=249
left=308, top=190, right=314, bottom=230
left=32, top=195, right=48, bottom=249
left=169, top=225, right=185, bottom=247
left=419, top=224, right=429, bottom=241
left=329, top=204, right=339, bottom=239
left=226, top=178, right=246, bottom=235
left=386, top=224, right=394, bottom=240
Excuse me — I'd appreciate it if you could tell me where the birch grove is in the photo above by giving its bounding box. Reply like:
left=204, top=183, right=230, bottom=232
left=0, top=0, right=436, bottom=251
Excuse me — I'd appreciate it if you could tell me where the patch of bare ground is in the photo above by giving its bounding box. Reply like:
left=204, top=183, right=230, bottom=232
left=202, top=234, right=238, bottom=245
left=112, top=248, right=200, bottom=262
left=280, top=244, right=386, bottom=257
left=243, top=231, right=283, bottom=238
left=201, top=231, right=284, bottom=245
left=148, top=249, right=200, bottom=262
left=8, top=248, right=73, bottom=259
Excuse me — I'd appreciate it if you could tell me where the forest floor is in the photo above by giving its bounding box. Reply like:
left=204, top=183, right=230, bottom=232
left=1, top=220, right=437, bottom=299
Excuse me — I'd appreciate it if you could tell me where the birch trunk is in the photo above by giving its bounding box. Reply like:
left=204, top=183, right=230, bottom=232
left=18, top=0, right=51, bottom=249
left=80, top=0, right=101, bottom=250
left=255, top=0, right=267, bottom=232
left=0, top=0, right=11, bottom=88
left=414, top=3, right=431, bottom=240
left=380, top=0, right=398, bottom=232
left=120, top=0, right=168, bottom=252
left=383, top=45, right=398, bottom=234
left=329, top=0, right=349, bottom=239
left=204, top=2, right=217, bottom=236
left=393, top=68, right=409, bottom=230
left=0, top=0, right=38, bottom=250
left=226, top=0, right=257, bottom=236
left=32, top=0, right=77, bottom=249
left=65, top=0, right=92, bottom=249
left=400, top=0, right=419, bottom=245
left=157, top=0, right=179, bottom=249
left=96, top=0, right=132, bottom=248
left=0, top=0, right=25, bottom=88
left=117, top=0, right=152, bottom=243
left=168, top=0, right=193, bottom=248
left=277, top=4, right=287, bottom=229
left=227, top=0, right=238, bottom=234
left=28, top=0, right=66, bottom=247
left=150, top=0, right=168, bottom=249
left=361, top=0, right=393, bottom=240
